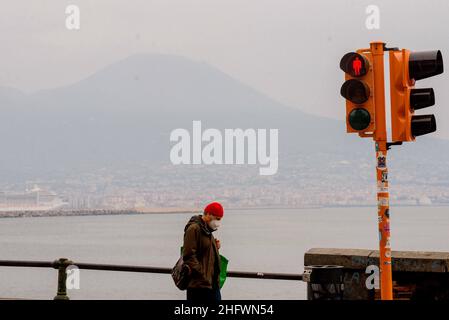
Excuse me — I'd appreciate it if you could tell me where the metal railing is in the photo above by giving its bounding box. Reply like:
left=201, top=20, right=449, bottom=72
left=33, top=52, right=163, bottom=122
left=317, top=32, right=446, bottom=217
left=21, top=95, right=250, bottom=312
left=0, top=258, right=304, bottom=300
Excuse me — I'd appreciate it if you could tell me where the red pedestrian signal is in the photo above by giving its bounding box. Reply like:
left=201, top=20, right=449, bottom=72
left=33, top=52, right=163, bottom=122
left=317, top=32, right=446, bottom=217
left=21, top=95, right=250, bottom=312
left=352, top=56, right=362, bottom=76
left=340, top=52, right=369, bottom=77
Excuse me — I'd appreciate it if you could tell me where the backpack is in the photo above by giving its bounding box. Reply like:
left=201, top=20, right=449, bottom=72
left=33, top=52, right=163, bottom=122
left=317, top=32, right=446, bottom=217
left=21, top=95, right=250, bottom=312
left=171, top=255, right=190, bottom=290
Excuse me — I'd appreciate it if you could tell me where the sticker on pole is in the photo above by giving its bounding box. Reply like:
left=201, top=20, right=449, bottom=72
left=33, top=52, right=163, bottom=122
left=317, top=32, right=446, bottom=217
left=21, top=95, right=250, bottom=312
left=377, top=153, right=386, bottom=169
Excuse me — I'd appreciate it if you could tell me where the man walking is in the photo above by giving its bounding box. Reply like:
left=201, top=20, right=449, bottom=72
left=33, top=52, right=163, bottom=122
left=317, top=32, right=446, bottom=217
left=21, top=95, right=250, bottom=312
left=183, top=202, right=224, bottom=302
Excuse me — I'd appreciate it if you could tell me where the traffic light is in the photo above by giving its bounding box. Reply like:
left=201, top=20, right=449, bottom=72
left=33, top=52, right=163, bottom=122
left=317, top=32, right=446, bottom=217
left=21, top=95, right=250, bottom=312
left=389, top=50, right=443, bottom=141
left=340, top=52, right=375, bottom=135
left=340, top=42, right=444, bottom=301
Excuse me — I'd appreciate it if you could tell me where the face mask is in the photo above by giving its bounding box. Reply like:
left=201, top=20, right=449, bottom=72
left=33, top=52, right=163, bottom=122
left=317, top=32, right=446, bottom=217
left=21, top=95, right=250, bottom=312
left=208, top=218, right=221, bottom=231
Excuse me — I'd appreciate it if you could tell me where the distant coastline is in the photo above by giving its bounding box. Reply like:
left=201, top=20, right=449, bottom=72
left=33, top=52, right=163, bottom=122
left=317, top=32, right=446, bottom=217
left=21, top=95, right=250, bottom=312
left=1, top=204, right=449, bottom=219
left=0, top=208, right=200, bottom=219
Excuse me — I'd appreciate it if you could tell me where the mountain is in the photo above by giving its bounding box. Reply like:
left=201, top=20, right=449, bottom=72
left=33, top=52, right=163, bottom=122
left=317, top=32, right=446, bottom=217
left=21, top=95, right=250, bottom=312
left=0, top=53, right=448, bottom=185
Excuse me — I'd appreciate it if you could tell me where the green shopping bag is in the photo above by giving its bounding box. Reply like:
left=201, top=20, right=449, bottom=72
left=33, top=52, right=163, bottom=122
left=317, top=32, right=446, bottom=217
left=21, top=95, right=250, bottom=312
left=218, top=254, right=229, bottom=289
left=180, top=246, right=229, bottom=289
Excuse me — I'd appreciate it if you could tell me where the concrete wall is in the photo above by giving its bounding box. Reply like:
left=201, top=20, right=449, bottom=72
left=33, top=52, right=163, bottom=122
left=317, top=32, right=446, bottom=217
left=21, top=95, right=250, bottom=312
left=304, top=248, right=449, bottom=300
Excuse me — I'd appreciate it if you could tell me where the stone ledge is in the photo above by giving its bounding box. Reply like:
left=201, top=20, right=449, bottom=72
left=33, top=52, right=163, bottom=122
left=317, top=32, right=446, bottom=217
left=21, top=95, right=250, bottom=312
left=305, top=248, right=449, bottom=273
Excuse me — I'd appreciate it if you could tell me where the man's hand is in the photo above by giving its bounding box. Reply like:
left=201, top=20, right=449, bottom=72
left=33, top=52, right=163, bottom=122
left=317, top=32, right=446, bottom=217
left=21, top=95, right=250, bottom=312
left=215, top=239, right=221, bottom=250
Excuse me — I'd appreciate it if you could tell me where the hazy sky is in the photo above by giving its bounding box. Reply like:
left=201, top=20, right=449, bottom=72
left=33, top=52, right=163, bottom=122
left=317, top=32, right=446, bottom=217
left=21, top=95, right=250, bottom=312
left=1, top=0, right=449, bottom=138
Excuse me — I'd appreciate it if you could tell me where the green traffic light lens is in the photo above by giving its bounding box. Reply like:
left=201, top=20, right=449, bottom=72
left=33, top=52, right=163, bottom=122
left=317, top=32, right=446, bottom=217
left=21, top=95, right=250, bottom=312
left=348, top=108, right=371, bottom=131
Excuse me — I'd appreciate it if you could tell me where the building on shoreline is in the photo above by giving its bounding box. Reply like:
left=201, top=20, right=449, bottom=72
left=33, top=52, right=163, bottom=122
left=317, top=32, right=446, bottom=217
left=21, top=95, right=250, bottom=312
left=0, top=186, right=66, bottom=211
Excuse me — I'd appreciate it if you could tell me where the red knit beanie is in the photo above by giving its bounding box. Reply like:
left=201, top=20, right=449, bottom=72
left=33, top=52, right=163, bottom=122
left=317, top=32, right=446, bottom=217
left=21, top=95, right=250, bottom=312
left=204, top=202, right=224, bottom=218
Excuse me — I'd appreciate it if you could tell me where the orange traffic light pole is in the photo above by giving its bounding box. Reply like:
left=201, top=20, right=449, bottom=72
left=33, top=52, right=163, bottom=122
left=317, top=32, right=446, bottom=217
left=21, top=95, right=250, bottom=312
left=371, top=42, right=393, bottom=300
left=357, top=42, right=393, bottom=299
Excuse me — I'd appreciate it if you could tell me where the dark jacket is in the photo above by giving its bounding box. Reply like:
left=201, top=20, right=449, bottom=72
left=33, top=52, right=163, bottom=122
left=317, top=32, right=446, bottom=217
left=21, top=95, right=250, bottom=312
left=183, top=215, right=221, bottom=289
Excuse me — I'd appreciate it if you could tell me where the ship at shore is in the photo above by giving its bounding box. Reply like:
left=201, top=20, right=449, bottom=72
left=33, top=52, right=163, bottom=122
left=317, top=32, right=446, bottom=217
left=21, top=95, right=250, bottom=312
left=0, top=186, right=66, bottom=212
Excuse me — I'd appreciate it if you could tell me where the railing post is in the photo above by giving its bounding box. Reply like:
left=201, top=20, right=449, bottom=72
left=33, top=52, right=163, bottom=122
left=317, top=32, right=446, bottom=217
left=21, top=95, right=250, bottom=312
left=53, top=258, right=73, bottom=300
